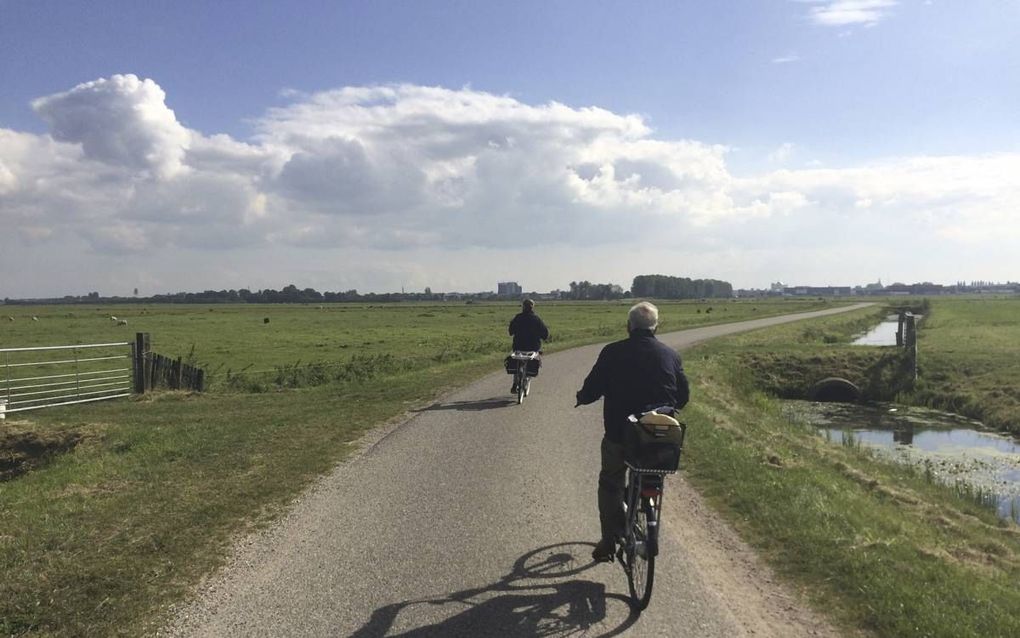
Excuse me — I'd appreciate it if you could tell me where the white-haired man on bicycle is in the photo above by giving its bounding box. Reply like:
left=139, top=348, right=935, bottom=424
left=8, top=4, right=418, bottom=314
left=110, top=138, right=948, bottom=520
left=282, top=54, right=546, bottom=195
left=575, top=301, right=690, bottom=563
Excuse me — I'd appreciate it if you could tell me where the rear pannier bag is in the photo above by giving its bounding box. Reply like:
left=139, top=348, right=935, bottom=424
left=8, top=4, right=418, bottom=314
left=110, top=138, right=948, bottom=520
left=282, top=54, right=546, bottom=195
left=623, top=418, right=686, bottom=473
left=504, top=356, right=541, bottom=377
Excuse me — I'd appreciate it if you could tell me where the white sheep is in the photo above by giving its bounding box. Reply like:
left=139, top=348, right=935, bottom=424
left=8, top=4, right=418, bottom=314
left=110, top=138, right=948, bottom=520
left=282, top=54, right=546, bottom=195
left=117, top=319, right=128, bottom=326
left=31, top=316, right=38, bottom=321
left=109, top=316, right=118, bottom=322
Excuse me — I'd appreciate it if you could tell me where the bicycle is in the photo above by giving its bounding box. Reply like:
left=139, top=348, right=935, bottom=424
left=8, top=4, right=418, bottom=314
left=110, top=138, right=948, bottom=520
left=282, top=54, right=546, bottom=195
left=509, top=350, right=540, bottom=404
left=617, top=407, right=686, bottom=611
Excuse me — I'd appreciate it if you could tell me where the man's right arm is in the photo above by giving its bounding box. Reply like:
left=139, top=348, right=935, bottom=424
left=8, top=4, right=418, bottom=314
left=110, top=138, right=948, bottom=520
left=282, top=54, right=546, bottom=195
left=576, top=347, right=610, bottom=406
left=674, top=354, right=690, bottom=410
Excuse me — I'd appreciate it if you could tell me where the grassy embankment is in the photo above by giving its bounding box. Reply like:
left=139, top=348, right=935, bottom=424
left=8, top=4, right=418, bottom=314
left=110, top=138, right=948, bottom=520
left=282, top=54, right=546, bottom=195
left=681, top=300, right=1020, bottom=638
left=0, top=298, right=832, bottom=637
left=728, top=296, right=1020, bottom=435
left=904, top=297, right=1020, bottom=434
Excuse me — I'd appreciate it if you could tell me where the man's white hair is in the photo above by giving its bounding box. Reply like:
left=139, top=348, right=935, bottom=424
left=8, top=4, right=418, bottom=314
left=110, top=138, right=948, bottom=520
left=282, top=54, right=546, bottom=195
left=628, top=301, right=659, bottom=331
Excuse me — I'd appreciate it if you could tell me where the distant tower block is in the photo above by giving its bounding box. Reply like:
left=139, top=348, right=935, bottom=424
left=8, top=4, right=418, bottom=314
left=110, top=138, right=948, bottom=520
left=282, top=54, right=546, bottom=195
left=498, top=281, right=523, bottom=297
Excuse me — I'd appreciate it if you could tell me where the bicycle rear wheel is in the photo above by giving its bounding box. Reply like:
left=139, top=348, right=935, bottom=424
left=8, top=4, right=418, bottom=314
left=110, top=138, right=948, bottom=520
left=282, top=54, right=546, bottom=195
left=626, top=499, right=656, bottom=610
left=516, top=367, right=525, bottom=404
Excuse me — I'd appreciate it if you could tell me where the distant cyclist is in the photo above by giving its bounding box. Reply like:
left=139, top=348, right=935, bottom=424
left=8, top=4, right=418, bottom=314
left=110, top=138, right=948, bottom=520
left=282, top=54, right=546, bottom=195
left=575, top=301, right=690, bottom=563
left=508, top=298, right=549, bottom=394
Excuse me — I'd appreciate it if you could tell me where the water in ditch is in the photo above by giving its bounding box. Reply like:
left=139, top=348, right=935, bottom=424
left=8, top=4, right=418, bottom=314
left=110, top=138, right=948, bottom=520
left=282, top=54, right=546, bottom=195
left=782, top=400, right=1020, bottom=521
left=852, top=314, right=900, bottom=346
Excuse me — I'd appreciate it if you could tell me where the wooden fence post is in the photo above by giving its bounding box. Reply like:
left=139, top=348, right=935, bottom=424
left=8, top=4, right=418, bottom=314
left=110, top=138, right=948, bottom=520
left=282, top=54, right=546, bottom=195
left=904, top=315, right=918, bottom=382
left=133, top=332, right=151, bottom=393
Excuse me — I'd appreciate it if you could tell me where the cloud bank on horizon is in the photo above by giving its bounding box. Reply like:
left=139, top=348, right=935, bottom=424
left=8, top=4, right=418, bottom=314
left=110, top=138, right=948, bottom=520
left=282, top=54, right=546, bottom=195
left=1, top=74, right=1018, bottom=296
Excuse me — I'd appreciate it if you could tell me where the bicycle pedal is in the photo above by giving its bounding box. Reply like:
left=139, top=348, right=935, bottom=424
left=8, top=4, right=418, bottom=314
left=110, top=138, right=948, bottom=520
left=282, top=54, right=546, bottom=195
left=591, top=543, right=612, bottom=559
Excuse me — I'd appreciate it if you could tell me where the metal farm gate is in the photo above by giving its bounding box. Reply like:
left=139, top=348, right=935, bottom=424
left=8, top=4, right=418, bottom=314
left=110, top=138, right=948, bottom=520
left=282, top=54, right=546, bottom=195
left=1, top=341, right=134, bottom=415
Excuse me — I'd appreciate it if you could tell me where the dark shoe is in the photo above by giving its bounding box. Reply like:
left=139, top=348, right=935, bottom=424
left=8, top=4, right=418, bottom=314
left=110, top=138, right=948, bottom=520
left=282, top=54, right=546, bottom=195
left=592, top=538, right=615, bottom=563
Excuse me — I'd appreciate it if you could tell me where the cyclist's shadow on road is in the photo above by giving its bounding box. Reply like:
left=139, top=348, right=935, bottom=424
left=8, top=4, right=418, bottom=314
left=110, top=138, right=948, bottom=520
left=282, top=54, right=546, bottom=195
left=349, top=542, right=638, bottom=637
left=417, top=397, right=516, bottom=412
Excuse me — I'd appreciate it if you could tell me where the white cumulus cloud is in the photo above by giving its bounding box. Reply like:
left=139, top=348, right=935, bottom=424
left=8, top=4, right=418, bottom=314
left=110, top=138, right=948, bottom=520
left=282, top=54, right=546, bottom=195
left=2, top=75, right=1019, bottom=296
left=803, top=0, right=898, bottom=27
left=31, top=74, right=191, bottom=179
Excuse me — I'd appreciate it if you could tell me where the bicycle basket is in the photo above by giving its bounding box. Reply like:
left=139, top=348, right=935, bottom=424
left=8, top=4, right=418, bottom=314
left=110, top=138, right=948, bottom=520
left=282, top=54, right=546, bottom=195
left=623, top=418, right=686, bottom=473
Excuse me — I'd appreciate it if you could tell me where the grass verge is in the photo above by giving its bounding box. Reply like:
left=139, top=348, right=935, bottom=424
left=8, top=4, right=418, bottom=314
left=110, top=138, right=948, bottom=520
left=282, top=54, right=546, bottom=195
left=1, top=356, right=501, bottom=637
left=679, top=305, right=1020, bottom=638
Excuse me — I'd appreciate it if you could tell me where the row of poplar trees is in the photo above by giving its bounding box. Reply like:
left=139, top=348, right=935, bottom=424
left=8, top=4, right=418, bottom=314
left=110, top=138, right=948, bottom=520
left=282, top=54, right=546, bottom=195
left=631, top=275, right=733, bottom=299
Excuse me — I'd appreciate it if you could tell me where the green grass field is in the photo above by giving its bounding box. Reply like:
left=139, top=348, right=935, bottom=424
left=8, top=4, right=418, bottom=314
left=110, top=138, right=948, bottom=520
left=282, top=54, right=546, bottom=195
left=0, top=299, right=828, bottom=390
left=4, top=296, right=1020, bottom=638
left=1, top=297, right=833, bottom=637
left=907, top=297, right=1020, bottom=433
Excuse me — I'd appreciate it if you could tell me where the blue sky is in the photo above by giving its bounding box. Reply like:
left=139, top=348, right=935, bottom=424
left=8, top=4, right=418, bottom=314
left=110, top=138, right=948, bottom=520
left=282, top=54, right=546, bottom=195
left=2, top=1, right=1019, bottom=296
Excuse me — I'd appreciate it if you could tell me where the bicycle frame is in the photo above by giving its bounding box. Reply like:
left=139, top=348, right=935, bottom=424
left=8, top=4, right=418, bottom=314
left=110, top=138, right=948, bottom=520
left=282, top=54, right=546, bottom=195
left=623, top=469, right=664, bottom=559
left=619, top=465, right=668, bottom=611
left=510, top=351, right=539, bottom=404
left=615, top=406, right=683, bottom=611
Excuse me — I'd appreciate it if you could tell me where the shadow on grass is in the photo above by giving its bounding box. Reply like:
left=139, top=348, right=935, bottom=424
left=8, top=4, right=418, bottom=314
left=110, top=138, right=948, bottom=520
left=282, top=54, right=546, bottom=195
left=349, top=542, right=638, bottom=637
left=417, top=397, right=517, bottom=412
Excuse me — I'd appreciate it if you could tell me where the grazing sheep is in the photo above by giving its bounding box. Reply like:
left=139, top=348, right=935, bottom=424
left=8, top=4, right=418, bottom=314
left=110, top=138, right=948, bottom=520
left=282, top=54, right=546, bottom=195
left=117, top=319, right=128, bottom=326
left=32, top=316, right=38, bottom=321
left=109, top=315, right=118, bottom=322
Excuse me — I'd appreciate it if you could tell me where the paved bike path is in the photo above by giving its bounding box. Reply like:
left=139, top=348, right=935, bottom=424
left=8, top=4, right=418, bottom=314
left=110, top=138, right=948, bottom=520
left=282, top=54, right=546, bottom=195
left=164, top=304, right=871, bottom=637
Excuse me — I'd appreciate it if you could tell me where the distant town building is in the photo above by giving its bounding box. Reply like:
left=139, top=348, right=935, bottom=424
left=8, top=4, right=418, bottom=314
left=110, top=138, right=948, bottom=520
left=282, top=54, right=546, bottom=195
left=497, top=281, right=523, bottom=297
left=784, top=286, right=853, bottom=297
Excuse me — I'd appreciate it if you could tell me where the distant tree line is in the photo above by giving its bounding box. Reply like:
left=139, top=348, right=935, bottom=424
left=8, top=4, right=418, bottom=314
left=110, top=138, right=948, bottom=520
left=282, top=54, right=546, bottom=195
left=562, top=281, right=629, bottom=300
left=151, top=285, right=366, bottom=304
left=146, top=285, right=456, bottom=304
left=2, top=285, right=448, bottom=305
left=631, top=275, right=733, bottom=299
left=4, top=275, right=738, bottom=305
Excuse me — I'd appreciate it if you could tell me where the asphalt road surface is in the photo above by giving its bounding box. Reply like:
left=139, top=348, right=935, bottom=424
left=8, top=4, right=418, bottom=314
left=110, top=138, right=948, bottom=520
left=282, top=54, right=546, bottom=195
left=165, top=304, right=871, bottom=637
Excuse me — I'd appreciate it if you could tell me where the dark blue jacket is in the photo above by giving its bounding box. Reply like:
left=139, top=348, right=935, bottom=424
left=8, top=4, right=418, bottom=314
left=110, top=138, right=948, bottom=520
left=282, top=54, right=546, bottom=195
left=509, top=310, right=549, bottom=351
left=576, top=329, right=689, bottom=443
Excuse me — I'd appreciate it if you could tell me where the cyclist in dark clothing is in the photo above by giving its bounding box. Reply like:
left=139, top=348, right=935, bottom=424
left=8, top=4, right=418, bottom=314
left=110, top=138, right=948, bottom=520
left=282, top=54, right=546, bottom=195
left=575, top=301, right=689, bottom=563
left=508, top=299, right=549, bottom=393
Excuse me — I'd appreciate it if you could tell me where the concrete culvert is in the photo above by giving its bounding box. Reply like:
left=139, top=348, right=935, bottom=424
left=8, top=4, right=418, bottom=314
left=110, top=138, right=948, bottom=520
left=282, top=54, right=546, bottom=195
left=810, top=377, right=862, bottom=403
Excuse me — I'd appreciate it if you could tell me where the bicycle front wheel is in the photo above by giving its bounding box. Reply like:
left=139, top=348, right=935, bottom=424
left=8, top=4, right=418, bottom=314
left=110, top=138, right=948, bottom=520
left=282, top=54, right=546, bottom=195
left=626, top=501, right=656, bottom=610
